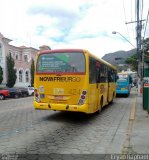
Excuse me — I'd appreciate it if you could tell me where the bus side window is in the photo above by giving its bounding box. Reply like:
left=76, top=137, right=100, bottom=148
left=108, top=70, right=112, bottom=82
left=108, top=69, right=117, bottom=82
left=100, top=64, right=108, bottom=83
left=96, top=68, right=100, bottom=83
left=95, top=60, right=100, bottom=83
left=89, top=57, right=96, bottom=84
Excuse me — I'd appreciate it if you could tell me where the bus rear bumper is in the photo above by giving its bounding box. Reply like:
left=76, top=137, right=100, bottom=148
left=116, top=90, right=129, bottom=95
left=34, top=101, right=88, bottom=113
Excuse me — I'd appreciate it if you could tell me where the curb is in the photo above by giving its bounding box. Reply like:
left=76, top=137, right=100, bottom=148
left=129, top=97, right=136, bottom=120
left=122, top=96, right=137, bottom=154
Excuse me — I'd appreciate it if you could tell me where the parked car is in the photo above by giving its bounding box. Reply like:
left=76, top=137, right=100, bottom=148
left=26, top=87, right=34, bottom=96
left=19, top=88, right=29, bottom=97
left=6, top=88, right=22, bottom=98
left=0, top=89, right=10, bottom=100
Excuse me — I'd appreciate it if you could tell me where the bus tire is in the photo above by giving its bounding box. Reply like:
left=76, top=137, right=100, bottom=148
left=100, top=96, right=103, bottom=108
left=96, top=97, right=103, bottom=114
left=126, top=93, right=129, bottom=97
left=109, top=92, right=114, bottom=104
left=96, top=105, right=102, bottom=114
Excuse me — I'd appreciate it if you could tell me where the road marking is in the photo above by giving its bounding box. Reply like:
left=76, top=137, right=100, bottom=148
left=129, top=97, right=136, bottom=120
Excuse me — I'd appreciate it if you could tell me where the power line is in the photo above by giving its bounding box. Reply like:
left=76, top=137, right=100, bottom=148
left=122, top=0, right=130, bottom=40
left=140, top=0, right=144, bottom=21
left=131, top=0, right=133, bottom=21
left=131, top=0, right=135, bottom=39
left=143, top=9, right=149, bottom=38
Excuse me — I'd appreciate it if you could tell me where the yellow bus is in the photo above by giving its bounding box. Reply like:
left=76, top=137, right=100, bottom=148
left=34, top=49, right=117, bottom=114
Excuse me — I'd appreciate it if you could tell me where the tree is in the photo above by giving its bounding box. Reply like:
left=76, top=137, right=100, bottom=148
left=125, top=38, right=149, bottom=71
left=143, top=38, right=149, bottom=52
left=125, top=54, right=138, bottom=71
left=0, top=66, right=3, bottom=84
left=6, top=53, right=17, bottom=88
left=30, top=58, right=35, bottom=87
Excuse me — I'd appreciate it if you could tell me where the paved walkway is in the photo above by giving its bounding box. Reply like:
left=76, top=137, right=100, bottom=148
left=131, top=94, right=149, bottom=154
left=122, top=89, right=149, bottom=154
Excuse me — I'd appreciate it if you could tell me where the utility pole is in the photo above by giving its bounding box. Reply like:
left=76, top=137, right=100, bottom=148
left=126, top=0, right=144, bottom=95
left=136, top=0, right=143, bottom=96
left=136, top=0, right=142, bottom=78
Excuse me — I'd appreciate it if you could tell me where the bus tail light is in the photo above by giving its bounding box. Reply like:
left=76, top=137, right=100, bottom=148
left=78, top=90, right=87, bottom=105
left=34, top=89, right=38, bottom=97
left=81, top=95, right=85, bottom=99
left=34, top=89, right=40, bottom=102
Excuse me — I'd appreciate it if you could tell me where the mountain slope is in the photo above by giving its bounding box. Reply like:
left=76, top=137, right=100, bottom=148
left=102, top=49, right=136, bottom=66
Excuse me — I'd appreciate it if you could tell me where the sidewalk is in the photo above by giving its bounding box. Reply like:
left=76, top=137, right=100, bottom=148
left=123, top=91, right=149, bottom=154
left=130, top=94, right=149, bottom=154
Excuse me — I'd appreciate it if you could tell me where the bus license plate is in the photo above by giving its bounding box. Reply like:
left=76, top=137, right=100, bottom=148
left=121, top=88, right=125, bottom=90
left=55, top=95, right=63, bottom=100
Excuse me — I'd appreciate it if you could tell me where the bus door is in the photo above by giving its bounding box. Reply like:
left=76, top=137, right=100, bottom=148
left=88, top=58, right=100, bottom=113
left=99, top=64, right=108, bottom=107
left=96, top=62, right=101, bottom=111
left=108, top=69, right=115, bottom=102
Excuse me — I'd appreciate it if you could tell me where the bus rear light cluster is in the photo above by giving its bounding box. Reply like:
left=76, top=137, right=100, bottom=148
left=78, top=90, right=87, bottom=105
left=34, top=89, right=39, bottom=97
left=34, top=88, right=40, bottom=102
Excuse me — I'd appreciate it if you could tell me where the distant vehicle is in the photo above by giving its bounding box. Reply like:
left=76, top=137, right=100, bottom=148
left=26, top=87, right=34, bottom=96
left=0, top=89, right=10, bottom=100
left=116, top=73, right=132, bottom=97
left=6, top=88, right=22, bottom=98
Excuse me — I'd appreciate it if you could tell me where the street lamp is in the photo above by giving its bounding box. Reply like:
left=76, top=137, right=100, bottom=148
left=112, top=31, right=136, bottom=48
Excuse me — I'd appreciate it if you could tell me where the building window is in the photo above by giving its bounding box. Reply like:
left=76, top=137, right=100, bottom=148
left=19, top=70, right=23, bottom=82
left=24, top=55, right=28, bottom=62
left=16, top=54, right=18, bottom=60
left=25, top=71, right=29, bottom=82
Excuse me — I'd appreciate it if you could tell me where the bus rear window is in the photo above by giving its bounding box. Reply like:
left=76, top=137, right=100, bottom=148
left=36, top=52, right=85, bottom=73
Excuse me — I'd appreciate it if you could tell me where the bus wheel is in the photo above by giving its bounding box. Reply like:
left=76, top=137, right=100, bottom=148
left=126, top=93, right=129, bottom=97
left=110, top=92, right=115, bottom=104
left=100, top=97, right=103, bottom=108
left=96, top=105, right=102, bottom=114
left=96, top=97, right=103, bottom=114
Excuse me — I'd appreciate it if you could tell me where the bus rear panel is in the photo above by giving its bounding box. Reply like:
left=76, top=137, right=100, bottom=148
left=116, top=73, right=132, bottom=96
left=34, top=50, right=89, bottom=113
left=34, top=49, right=117, bottom=114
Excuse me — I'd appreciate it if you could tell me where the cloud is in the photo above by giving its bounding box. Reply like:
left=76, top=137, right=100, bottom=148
left=0, top=0, right=149, bottom=58
left=26, top=0, right=96, bottom=47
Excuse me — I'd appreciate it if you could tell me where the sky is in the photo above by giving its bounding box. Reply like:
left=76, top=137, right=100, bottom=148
left=0, top=0, right=149, bottom=58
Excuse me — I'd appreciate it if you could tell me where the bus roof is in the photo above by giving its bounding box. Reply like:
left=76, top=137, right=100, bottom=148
left=38, top=49, right=117, bottom=71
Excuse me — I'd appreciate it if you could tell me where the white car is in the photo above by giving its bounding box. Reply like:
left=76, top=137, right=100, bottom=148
left=26, top=87, right=34, bottom=96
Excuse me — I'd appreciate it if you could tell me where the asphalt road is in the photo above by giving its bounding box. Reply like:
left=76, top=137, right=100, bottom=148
left=0, top=91, right=136, bottom=159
